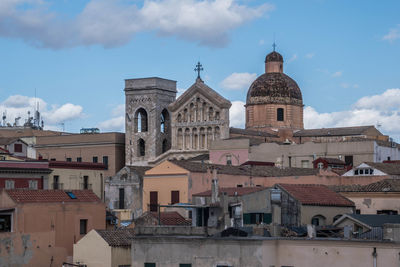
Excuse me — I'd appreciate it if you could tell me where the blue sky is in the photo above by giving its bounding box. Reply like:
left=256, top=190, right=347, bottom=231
left=0, top=0, right=399, bottom=140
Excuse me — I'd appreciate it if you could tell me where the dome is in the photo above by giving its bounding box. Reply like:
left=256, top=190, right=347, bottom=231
left=265, top=51, right=283, bottom=62
left=246, top=72, right=302, bottom=106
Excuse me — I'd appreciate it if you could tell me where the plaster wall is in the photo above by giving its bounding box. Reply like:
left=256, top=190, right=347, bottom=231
left=73, top=230, right=111, bottom=267
left=50, top=168, right=104, bottom=199
left=132, top=237, right=400, bottom=267
left=301, top=205, right=354, bottom=226
left=209, top=148, right=249, bottom=166
left=111, top=246, right=131, bottom=267
left=340, top=193, right=400, bottom=214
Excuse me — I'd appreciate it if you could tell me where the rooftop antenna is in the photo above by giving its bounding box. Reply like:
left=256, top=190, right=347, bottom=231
left=273, top=33, right=276, bottom=51
left=2, top=111, right=6, bottom=127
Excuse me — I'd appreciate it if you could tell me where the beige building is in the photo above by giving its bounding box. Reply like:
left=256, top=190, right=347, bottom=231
left=73, top=229, right=134, bottom=267
left=35, top=132, right=125, bottom=177
left=48, top=161, right=106, bottom=199
left=132, top=233, right=400, bottom=267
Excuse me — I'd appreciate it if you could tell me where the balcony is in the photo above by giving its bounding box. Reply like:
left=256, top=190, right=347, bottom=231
left=80, top=183, right=93, bottom=190
left=52, top=183, right=64, bottom=190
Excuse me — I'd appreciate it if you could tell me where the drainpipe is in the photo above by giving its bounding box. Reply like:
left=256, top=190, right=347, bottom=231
left=372, top=247, right=377, bottom=267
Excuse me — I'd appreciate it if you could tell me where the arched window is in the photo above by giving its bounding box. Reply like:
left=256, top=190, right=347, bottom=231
left=135, top=108, right=148, bottom=132
left=177, top=113, right=182, bottom=123
left=162, top=139, right=169, bottom=153
left=215, top=126, right=220, bottom=140
left=277, top=108, right=284, bottom=121
left=192, top=128, right=198, bottom=149
left=311, top=215, right=326, bottom=226
left=137, top=139, right=145, bottom=157
left=160, top=109, right=169, bottom=133
left=208, top=107, right=214, bottom=121
left=177, top=128, right=183, bottom=149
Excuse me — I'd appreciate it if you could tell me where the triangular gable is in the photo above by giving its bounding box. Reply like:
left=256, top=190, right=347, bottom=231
left=145, top=160, right=189, bottom=176
left=342, top=163, right=387, bottom=176
left=169, top=80, right=231, bottom=112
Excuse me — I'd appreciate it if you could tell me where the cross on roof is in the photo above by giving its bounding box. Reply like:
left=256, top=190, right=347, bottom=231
left=194, top=62, right=204, bottom=79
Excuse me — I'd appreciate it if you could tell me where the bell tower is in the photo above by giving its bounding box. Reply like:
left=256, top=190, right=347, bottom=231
left=125, top=77, right=177, bottom=166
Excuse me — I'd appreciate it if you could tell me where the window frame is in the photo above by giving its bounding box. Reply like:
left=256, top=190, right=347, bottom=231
left=80, top=219, right=88, bottom=235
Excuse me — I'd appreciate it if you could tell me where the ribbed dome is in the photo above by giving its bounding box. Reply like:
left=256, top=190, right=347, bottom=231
left=246, top=72, right=302, bottom=106
left=265, top=51, right=283, bottom=62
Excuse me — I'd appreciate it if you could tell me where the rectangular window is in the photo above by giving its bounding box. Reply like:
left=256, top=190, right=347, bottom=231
left=277, top=108, right=284, bottom=121
left=53, top=176, right=59, bottom=189
left=77, top=157, right=82, bottom=162
left=93, top=156, right=98, bottom=163
left=5, top=180, right=15, bottom=189
left=50, top=158, right=56, bottom=161
left=359, top=169, right=364, bottom=175
left=226, top=155, right=232, bottom=165
left=80, top=219, right=87, bottom=235
left=144, top=263, right=156, bottom=267
left=171, top=190, right=180, bottom=204
left=150, top=191, right=158, bottom=212
left=180, top=264, right=192, bottom=267
left=344, top=155, right=353, bottom=166
left=29, top=180, right=38, bottom=190
left=354, top=169, right=359, bottom=175
left=301, top=160, right=309, bottom=168
left=0, top=214, right=12, bottom=232
left=66, top=158, right=72, bottom=162
left=103, top=156, right=109, bottom=170
left=14, top=144, right=22, bottom=153
left=119, top=188, right=125, bottom=209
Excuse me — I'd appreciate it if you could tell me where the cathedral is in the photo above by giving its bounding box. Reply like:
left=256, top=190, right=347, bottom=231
left=124, top=48, right=384, bottom=166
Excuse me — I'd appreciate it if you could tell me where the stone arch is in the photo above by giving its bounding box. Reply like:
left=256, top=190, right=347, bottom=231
left=215, top=111, right=220, bottom=120
left=208, top=107, right=214, bottom=121
left=200, top=127, right=205, bottom=149
left=177, top=128, right=183, bottom=149
left=192, top=128, right=198, bottom=149
left=207, top=127, right=213, bottom=148
left=160, top=109, right=169, bottom=133
left=214, top=126, right=220, bottom=140
left=183, top=108, right=188, bottom=122
left=162, top=139, right=169, bottom=153
left=202, top=102, right=207, bottom=121
left=189, top=103, right=195, bottom=122
left=177, top=113, right=182, bottom=123
left=137, top=138, right=145, bottom=157
left=134, top=108, right=148, bottom=132
left=184, top=128, right=191, bottom=149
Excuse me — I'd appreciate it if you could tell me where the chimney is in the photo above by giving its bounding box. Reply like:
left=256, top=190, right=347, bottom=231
left=211, top=168, right=219, bottom=203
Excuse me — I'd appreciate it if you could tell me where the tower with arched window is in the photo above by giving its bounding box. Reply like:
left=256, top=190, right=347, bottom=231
left=125, top=77, right=176, bottom=165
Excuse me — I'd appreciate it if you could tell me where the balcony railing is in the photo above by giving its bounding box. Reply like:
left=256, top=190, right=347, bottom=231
left=52, top=183, right=64, bottom=190
left=80, top=183, right=93, bottom=190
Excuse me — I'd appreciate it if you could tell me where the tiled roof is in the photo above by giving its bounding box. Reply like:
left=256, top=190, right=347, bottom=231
left=171, top=160, right=318, bottom=177
left=331, top=179, right=400, bottom=193
left=229, top=127, right=279, bottom=138
left=365, top=162, right=400, bottom=175
left=128, top=166, right=152, bottom=178
left=193, top=187, right=266, bottom=197
left=277, top=184, right=354, bottom=207
left=0, top=137, right=20, bottom=145
left=49, top=161, right=106, bottom=170
left=6, top=189, right=101, bottom=203
left=293, top=126, right=377, bottom=137
left=314, top=157, right=346, bottom=165
left=188, top=154, right=209, bottom=161
left=96, top=229, right=135, bottom=246
left=138, top=211, right=191, bottom=226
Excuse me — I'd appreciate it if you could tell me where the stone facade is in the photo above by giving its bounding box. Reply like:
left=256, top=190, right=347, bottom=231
left=125, top=77, right=176, bottom=166
left=163, top=78, right=231, bottom=161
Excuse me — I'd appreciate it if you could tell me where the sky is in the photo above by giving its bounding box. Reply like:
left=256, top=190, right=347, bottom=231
left=0, top=0, right=399, bottom=140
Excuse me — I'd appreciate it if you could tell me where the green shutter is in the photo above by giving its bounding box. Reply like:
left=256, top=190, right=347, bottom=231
left=263, top=213, right=272, bottom=224
left=243, top=213, right=251, bottom=225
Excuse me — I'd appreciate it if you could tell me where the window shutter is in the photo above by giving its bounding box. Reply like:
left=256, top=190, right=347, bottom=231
left=243, top=213, right=251, bottom=225
left=263, top=213, right=272, bottom=224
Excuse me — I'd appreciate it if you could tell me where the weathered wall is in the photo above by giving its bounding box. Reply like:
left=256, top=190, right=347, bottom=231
left=73, top=230, right=111, bottom=267
left=301, top=205, right=354, bottom=226
left=111, top=246, right=131, bottom=267
left=340, top=192, right=400, bottom=214
left=36, top=132, right=125, bottom=178
left=50, top=168, right=104, bottom=199
left=132, top=236, right=400, bottom=267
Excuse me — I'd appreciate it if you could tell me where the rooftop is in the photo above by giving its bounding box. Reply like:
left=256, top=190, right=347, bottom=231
left=171, top=160, right=319, bottom=177
left=193, top=187, right=266, bottom=197
left=336, top=214, right=400, bottom=228
left=314, top=157, right=347, bottom=165
left=331, top=179, right=400, bottom=193
left=229, top=127, right=279, bottom=138
left=5, top=189, right=101, bottom=203
left=49, top=160, right=106, bottom=170
left=293, top=125, right=379, bottom=137
left=137, top=211, right=191, bottom=226
left=96, top=229, right=135, bottom=247
left=277, top=184, right=354, bottom=207
left=364, top=162, right=400, bottom=175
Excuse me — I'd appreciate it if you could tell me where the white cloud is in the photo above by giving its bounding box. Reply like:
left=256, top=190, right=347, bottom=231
left=331, top=71, right=342, bottom=77
left=111, top=104, right=125, bottom=117
left=383, top=24, right=400, bottom=42
left=98, top=116, right=124, bottom=131
left=259, top=39, right=265, bottom=45
left=229, top=100, right=245, bottom=128
left=0, top=0, right=274, bottom=49
left=0, top=94, right=83, bottom=128
left=220, top=72, right=257, bottom=90
left=305, top=88, right=400, bottom=141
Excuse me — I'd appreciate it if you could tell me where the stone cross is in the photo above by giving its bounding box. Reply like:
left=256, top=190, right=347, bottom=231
left=194, top=62, right=204, bottom=79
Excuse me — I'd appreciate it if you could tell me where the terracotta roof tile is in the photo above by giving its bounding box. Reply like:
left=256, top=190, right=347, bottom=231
left=314, top=157, right=346, bottom=165
left=277, top=184, right=354, bottom=207
left=229, top=127, right=279, bottom=138
left=365, top=162, right=400, bottom=175
left=96, top=229, right=135, bottom=246
left=6, top=189, right=101, bottom=203
left=331, top=179, right=400, bottom=192
left=137, top=211, right=191, bottom=226
left=193, top=187, right=266, bottom=197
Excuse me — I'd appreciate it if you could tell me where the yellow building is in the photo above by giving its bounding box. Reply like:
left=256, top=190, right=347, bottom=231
left=49, top=161, right=106, bottom=200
